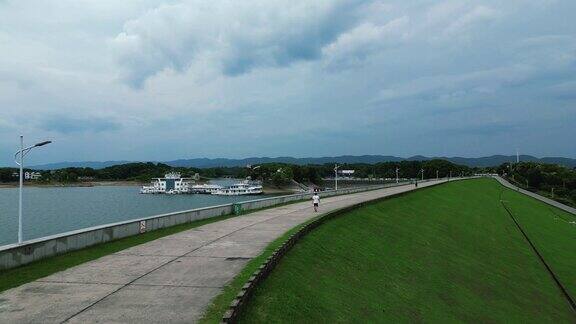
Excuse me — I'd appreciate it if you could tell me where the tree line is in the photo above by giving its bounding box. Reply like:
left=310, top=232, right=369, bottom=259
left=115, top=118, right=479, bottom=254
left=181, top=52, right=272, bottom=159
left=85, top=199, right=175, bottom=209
left=494, top=162, right=576, bottom=207
left=2, top=160, right=574, bottom=205
left=245, top=160, right=475, bottom=187
left=2, top=159, right=573, bottom=208
left=0, top=159, right=473, bottom=184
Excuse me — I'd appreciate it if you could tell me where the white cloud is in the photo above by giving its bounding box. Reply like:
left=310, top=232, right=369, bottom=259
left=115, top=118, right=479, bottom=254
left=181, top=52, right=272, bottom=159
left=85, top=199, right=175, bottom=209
left=442, top=5, right=499, bottom=36
left=108, top=0, right=512, bottom=85
left=322, top=16, right=410, bottom=68
left=321, top=1, right=504, bottom=69
left=111, top=0, right=366, bottom=87
left=374, top=64, right=536, bottom=102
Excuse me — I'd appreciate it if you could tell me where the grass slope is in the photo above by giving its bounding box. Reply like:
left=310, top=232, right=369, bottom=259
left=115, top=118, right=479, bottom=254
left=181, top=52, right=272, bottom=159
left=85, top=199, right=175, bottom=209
left=239, top=178, right=576, bottom=323
left=200, top=217, right=319, bottom=324
left=502, top=188, right=576, bottom=299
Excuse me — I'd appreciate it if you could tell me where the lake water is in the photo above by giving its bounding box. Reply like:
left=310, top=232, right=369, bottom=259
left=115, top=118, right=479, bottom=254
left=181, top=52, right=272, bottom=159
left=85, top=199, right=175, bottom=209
left=0, top=180, right=281, bottom=247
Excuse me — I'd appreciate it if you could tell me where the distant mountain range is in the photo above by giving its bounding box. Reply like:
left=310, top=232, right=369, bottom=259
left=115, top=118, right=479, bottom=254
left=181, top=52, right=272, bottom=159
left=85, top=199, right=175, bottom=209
left=30, top=155, right=576, bottom=170
left=30, top=161, right=134, bottom=170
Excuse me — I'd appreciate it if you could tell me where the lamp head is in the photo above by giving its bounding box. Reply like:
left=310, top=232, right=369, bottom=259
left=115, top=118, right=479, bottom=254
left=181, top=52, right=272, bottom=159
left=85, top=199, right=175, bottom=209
left=34, top=141, right=52, bottom=147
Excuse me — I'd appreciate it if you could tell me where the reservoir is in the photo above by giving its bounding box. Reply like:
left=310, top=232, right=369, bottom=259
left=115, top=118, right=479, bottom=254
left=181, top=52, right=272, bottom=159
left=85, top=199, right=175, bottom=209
left=0, top=180, right=281, bottom=247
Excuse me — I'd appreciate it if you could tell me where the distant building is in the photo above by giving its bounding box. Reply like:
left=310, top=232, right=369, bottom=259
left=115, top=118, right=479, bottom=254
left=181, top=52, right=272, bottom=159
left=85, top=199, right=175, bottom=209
left=26, top=172, right=42, bottom=180
left=78, top=176, right=95, bottom=182
left=12, top=172, right=42, bottom=180
left=339, top=170, right=355, bottom=179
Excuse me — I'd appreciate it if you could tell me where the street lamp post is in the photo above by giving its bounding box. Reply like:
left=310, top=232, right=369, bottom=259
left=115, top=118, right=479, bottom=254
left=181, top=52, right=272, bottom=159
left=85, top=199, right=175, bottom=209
left=395, top=168, right=399, bottom=184
left=251, top=165, right=261, bottom=182
left=334, top=165, right=338, bottom=190
left=436, top=170, right=439, bottom=180
left=14, top=136, right=52, bottom=244
left=421, top=169, right=424, bottom=181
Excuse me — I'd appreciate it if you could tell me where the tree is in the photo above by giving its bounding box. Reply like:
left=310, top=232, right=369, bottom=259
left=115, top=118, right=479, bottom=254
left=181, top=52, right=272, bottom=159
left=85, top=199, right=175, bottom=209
left=271, top=167, right=293, bottom=187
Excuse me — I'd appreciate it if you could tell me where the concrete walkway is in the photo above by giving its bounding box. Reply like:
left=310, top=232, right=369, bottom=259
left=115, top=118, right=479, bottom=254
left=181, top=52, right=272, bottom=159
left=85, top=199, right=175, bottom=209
left=0, top=179, right=448, bottom=323
left=495, top=176, right=576, bottom=215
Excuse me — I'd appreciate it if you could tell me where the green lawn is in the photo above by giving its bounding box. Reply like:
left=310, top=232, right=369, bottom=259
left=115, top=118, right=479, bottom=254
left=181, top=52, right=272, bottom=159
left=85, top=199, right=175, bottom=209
left=239, top=178, right=576, bottom=323
left=502, top=187, right=576, bottom=299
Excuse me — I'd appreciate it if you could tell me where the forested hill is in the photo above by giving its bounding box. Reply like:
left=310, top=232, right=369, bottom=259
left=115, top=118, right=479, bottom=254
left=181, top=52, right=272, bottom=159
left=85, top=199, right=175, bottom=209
left=29, top=155, right=576, bottom=170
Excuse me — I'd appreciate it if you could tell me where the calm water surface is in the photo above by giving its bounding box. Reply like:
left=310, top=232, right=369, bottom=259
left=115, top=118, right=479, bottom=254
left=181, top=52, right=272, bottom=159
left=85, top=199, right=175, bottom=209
left=0, top=180, right=280, bottom=246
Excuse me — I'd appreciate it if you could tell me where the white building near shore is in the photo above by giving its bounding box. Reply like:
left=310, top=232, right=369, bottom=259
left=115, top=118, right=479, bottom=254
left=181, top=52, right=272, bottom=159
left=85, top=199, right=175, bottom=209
left=12, top=171, right=42, bottom=181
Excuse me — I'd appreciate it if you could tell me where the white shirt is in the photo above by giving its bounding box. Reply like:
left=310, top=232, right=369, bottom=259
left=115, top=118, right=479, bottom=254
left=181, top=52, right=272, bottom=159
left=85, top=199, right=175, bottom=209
left=312, top=195, right=320, bottom=204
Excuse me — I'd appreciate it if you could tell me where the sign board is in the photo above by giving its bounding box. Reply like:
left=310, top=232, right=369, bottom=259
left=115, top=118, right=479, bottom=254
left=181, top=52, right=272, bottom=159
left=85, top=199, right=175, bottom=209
left=139, top=220, right=147, bottom=233
left=233, top=203, right=243, bottom=215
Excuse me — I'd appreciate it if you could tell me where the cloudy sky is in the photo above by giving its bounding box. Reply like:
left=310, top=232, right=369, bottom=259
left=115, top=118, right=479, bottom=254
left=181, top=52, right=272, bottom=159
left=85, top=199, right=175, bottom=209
left=1, top=0, right=575, bottom=166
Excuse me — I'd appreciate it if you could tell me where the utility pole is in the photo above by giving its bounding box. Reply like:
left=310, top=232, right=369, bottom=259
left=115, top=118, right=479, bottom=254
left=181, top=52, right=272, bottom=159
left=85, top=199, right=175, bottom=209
left=395, top=168, right=399, bottom=184
left=436, top=170, right=439, bottom=180
left=421, top=169, right=424, bottom=181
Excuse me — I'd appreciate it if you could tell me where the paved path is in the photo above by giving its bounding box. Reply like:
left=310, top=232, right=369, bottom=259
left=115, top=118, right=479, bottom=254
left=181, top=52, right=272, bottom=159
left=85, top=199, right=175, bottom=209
left=0, top=179, right=449, bottom=323
left=495, top=176, right=576, bottom=215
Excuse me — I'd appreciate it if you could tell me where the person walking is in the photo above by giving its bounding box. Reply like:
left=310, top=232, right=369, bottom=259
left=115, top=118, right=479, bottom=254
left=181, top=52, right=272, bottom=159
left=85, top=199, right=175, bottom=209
left=312, top=192, right=320, bottom=212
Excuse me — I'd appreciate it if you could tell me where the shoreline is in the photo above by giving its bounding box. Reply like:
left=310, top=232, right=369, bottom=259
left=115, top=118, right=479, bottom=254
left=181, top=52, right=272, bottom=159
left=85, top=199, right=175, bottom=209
left=261, top=186, right=299, bottom=195
left=0, top=181, right=143, bottom=189
left=0, top=181, right=301, bottom=195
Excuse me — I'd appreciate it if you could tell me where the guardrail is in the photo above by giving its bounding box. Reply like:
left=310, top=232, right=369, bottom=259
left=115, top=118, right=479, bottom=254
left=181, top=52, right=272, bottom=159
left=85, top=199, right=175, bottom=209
left=0, top=180, right=433, bottom=271
left=494, top=176, right=576, bottom=215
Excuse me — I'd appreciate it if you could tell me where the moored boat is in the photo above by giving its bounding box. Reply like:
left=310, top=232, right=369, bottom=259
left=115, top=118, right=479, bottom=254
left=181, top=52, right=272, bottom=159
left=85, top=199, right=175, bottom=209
left=211, top=181, right=263, bottom=196
left=189, top=183, right=223, bottom=194
left=140, top=172, right=192, bottom=194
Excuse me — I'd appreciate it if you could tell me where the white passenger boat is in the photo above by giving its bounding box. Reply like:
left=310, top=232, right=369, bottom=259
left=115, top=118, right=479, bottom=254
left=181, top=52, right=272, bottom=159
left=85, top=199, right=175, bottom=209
left=140, top=172, right=192, bottom=194
left=211, top=181, right=263, bottom=196
left=190, top=184, right=223, bottom=194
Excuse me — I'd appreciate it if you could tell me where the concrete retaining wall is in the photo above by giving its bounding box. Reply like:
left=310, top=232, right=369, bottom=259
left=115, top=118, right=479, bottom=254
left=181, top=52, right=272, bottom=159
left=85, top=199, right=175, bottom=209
left=0, top=180, right=426, bottom=271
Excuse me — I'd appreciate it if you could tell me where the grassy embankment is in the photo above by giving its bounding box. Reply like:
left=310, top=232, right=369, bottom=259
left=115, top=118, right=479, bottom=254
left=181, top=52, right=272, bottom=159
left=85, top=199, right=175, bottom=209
left=237, top=178, right=576, bottom=323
